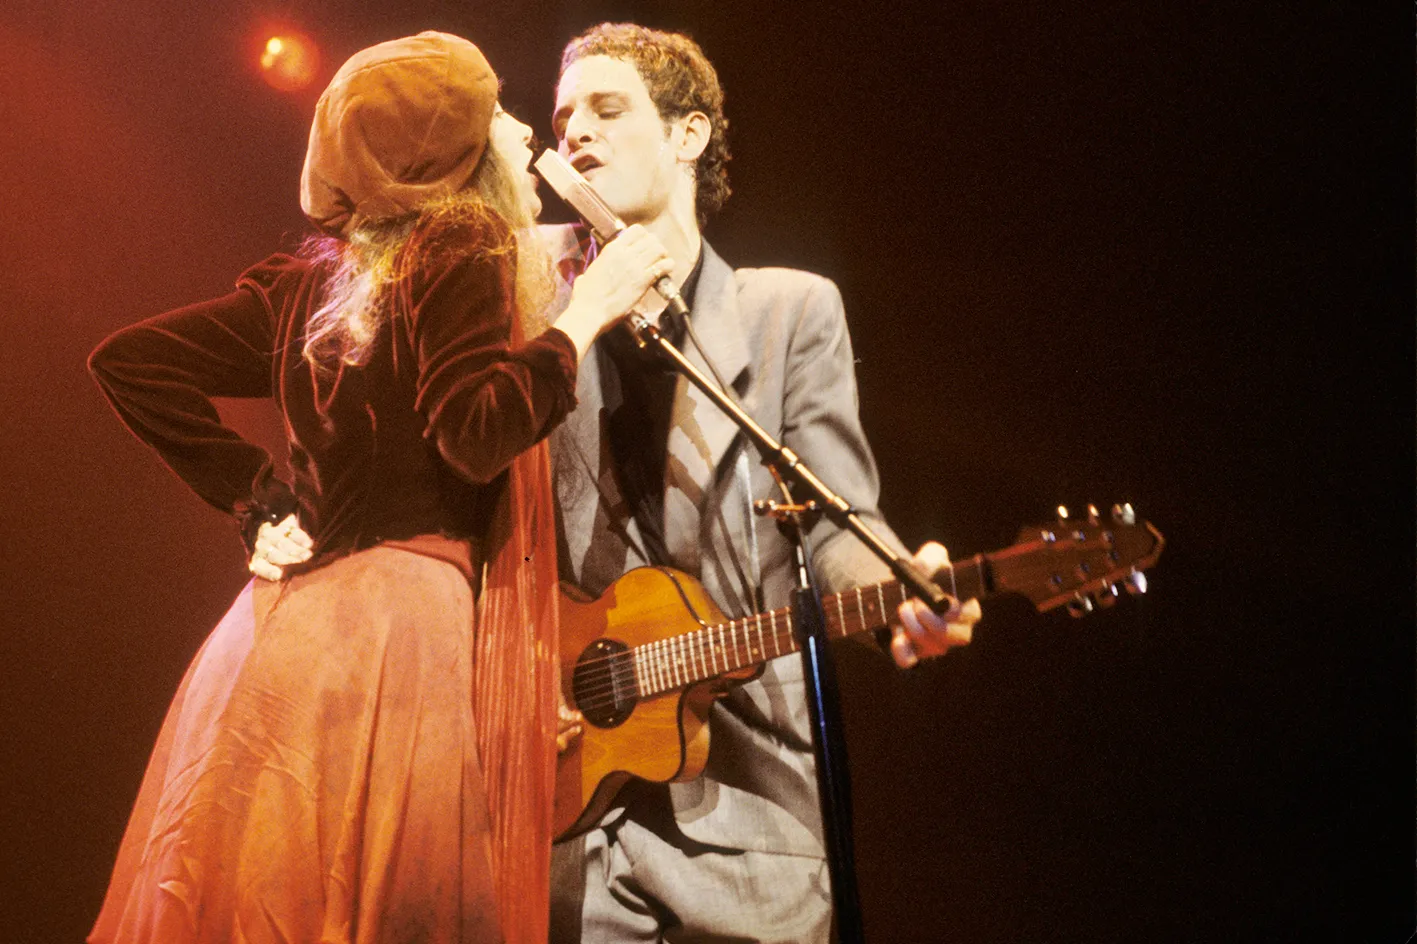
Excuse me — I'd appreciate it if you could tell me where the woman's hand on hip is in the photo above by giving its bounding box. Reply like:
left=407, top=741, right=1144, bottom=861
left=249, top=514, right=313, bottom=581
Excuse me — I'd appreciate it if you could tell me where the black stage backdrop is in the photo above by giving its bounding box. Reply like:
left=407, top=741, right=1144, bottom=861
left=1, top=3, right=1411, bottom=941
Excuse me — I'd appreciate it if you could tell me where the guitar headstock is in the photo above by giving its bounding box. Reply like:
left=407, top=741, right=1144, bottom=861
left=993, top=503, right=1164, bottom=616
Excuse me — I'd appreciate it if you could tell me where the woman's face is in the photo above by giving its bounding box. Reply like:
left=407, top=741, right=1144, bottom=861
left=488, top=106, right=542, bottom=219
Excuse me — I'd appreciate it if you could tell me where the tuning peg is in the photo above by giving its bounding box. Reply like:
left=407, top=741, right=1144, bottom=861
left=1056, top=505, right=1069, bottom=521
left=1066, top=592, right=1095, bottom=618
left=1096, top=584, right=1119, bottom=608
left=1087, top=504, right=1100, bottom=525
left=1124, top=570, right=1148, bottom=595
left=1111, top=503, right=1136, bottom=525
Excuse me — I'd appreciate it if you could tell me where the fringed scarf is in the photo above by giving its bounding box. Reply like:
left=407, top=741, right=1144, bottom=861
left=470, top=331, right=561, bottom=944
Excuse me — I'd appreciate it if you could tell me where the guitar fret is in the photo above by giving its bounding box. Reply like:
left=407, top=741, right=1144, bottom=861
left=669, top=636, right=681, bottom=688
left=835, top=593, right=846, bottom=635
left=876, top=583, right=887, bottom=627
left=755, top=613, right=765, bottom=661
left=717, top=622, right=726, bottom=674
left=771, top=610, right=781, bottom=656
left=726, top=619, right=736, bottom=672
left=854, top=586, right=865, bottom=632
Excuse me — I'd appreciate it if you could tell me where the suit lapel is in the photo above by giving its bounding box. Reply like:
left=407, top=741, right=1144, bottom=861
left=673, top=242, right=754, bottom=480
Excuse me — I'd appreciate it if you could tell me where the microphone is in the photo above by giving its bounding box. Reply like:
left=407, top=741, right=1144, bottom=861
left=533, top=149, right=688, bottom=319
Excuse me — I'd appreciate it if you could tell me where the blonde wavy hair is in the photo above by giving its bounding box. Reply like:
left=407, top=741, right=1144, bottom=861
left=301, top=141, right=552, bottom=367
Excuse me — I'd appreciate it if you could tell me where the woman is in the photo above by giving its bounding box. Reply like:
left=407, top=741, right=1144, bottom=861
left=87, top=31, right=671, bottom=944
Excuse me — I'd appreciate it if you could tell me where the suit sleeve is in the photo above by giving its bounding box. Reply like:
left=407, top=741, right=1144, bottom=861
left=780, top=275, right=908, bottom=594
left=88, top=264, right=290, bottom=528
left=408, top=235, right=579, bottom=485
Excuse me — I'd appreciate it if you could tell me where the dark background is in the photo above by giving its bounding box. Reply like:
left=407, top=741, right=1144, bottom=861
left=2, top=2, right=1411, bottom=941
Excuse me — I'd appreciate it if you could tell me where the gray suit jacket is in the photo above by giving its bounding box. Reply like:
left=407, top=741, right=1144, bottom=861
left=545, top=224, right=904, bottom=857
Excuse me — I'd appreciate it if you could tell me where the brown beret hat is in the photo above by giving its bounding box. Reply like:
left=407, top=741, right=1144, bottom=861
left=300, top=31, right=497, bottom=237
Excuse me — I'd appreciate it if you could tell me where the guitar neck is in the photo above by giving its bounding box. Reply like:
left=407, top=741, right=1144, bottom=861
left=628, top=557, right=989, bottom=697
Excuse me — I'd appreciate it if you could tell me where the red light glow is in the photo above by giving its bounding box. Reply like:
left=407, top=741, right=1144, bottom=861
left=259, top=32, right=318, bottom=92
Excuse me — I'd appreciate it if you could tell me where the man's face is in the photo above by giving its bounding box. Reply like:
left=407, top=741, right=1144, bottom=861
left=552, top=55, right=680, bottom=225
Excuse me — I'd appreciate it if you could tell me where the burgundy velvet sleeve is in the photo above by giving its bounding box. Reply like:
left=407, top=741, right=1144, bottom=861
left=88, top=265, right=286, bottom=517
left=408, top=243, right=578, bottom=486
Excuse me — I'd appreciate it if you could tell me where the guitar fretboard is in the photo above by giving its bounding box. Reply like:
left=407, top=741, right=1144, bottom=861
left=626, top=581, right=904, bottom=697
left=627, top=556, right=987, bottom=697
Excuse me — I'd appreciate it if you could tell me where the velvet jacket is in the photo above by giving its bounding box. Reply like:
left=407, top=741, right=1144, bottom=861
left=90, top=216, right=578, bottom=570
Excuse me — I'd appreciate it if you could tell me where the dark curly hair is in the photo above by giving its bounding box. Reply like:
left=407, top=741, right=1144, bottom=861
left=561, top=23, right=731, bottom=224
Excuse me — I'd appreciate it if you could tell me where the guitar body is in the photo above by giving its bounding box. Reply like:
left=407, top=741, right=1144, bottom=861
left=555, top=567, right=757, bottom=841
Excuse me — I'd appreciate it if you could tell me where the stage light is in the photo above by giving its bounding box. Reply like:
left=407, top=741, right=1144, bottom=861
left=259, top=32, right=318, bottom=92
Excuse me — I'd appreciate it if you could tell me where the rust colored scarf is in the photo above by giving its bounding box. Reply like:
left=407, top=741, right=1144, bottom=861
left=470, top=315, right=560, bottom=944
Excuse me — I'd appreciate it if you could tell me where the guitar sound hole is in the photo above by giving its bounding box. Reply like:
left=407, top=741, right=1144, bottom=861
left=572, top=639, right=638, bottom=729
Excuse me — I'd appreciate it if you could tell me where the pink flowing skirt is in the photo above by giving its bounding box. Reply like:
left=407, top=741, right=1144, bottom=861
left=91, top=539, right=510, bottom=943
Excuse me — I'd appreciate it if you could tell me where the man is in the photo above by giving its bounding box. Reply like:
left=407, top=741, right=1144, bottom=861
left=543, top=23, right=978, bottom=943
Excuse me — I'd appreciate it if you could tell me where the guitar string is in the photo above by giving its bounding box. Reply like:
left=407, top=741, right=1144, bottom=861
left=564, top=557, right=1000, bottom=687
left=567, top=608, right=830, bottom=708
left=566, top=591, right=878, bottom=694
left=568, top=541, right=1138, bottom=709
left=566, top=614, right=803, bottom=707
left=566, top=583, right=910, bottom=710
left=564, top=579, right=909, bottom=693
left=563, top=579, right=904, bottom=678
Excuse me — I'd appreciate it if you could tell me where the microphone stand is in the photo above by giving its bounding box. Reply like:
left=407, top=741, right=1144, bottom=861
left=775, top=489, right=863, bottom=944
left=624, top=311, right=954, bottom=944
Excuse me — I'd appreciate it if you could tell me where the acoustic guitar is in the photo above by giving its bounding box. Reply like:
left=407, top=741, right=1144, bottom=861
left=554, top=504, right=1164, bottom=840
